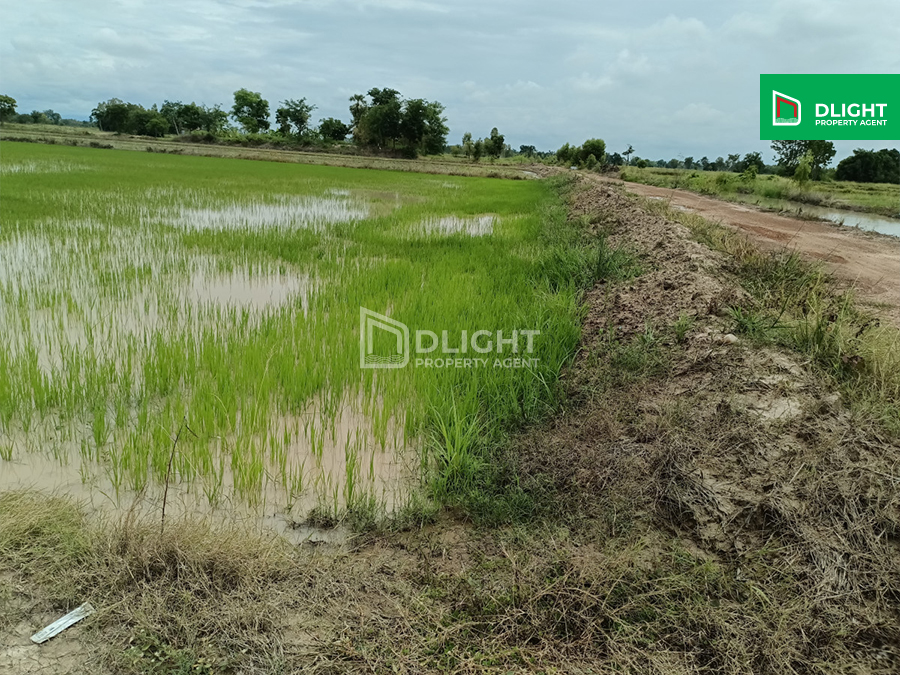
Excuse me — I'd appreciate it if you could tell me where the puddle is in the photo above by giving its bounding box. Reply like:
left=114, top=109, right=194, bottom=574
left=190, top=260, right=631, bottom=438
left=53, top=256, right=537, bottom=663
left=0, top=391, right=413, bottom=543
left=187, top=265, right=311, bottom=312
left=759, top=201, right=900, bottom=238
left=0, top=258, right=312, bottom=373
left=419, top=215, right=495, bottom=236
left=645, top=194, right=900, bottom=237
left=723, top=194, right=900, bottom=238
left=169, top=195, right=369, bottom=232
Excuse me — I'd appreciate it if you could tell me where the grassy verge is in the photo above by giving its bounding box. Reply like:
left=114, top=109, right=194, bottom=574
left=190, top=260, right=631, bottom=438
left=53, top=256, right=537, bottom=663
left=621, top=165, right=900, bottom=217
left=639, top=195, right=900, bottom=433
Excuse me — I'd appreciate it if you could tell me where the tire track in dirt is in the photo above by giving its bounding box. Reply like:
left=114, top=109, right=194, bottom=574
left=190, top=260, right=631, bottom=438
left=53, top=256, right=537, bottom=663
left=594, top=176, right=900, bottom=327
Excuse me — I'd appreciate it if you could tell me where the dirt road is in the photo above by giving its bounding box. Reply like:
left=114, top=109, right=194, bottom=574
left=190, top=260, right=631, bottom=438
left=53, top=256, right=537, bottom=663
left=598, top=176, right=900, bottom=326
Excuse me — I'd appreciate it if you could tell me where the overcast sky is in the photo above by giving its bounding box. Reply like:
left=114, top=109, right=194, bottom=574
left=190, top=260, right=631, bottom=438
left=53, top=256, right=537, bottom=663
left=1, top=0, right=898, bottom=162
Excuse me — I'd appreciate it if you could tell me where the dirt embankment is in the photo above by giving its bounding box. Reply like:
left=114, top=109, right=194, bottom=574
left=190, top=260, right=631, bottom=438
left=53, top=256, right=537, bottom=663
left=593, top=176, right=900, bottom=327
left=514, top=171, right=900, bottom=672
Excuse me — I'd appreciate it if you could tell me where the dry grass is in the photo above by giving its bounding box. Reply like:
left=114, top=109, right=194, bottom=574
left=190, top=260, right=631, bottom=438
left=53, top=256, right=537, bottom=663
left=0, top=492, right=301, bottom=672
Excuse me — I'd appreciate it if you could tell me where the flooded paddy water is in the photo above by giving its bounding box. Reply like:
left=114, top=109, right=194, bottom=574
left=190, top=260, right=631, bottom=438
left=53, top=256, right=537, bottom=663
left=0, top=142, right=577, bottom=538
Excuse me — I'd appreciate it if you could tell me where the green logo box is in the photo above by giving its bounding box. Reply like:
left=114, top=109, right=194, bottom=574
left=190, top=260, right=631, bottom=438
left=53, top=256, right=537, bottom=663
left=760, top=74, right=899, bottom=140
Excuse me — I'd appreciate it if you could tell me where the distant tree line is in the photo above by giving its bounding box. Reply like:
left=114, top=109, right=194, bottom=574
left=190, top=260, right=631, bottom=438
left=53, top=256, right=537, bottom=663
left=0, top=95, right=91, bottom=127
left=90, top=99, right=228, bottom=137
left=599, top=140, right=899, bottom=185
left=3, top=91, right=897, bottom=182
left=79, top=87, right=449, bottom=158
left=835, top=148, right=900, bottom=184
left=600, top=146, right=771, bottom=175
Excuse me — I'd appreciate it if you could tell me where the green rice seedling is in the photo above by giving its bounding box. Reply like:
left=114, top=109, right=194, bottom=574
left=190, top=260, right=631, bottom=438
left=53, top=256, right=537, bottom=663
left=426, top=391, right=486, bottom=502
left=344, top=437, right=360, bottom=509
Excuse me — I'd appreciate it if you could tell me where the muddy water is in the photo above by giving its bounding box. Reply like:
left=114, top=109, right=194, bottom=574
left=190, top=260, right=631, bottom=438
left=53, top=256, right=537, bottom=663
left=0, top=392, right=412, bottom=543
left=169, top=194, right=369, bottom=232
left=419, top=215, right=495, bottom=236
left=732, top=195, right=900, bottom=237
left=1, top=262, right=312, bottom=373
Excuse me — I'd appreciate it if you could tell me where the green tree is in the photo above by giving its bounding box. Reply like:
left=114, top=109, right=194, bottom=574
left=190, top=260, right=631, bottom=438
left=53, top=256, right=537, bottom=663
left=462, top=132, right=474, bottom=159
left=579, top=138, right=606, bottom=165
left=473, top=138, right=484, bottom=162
left=161, top=101, right=206, bottom=134
left=699, top=156, right=710, bottom=171
left=0, top=94, right=16, bottom=122
left=91, top=99, right=130, bottom=132
left=835, top=148, right=900, bottom=184
left=348, top=94, right=368, bottom=134
left=144, top=115, right=170, bottom=137
left=368, top=87, right=401, bottom=106
left=622, top=144, right=635, bottom=164
left=399, top=98, right=429, bottom=149
left=741, top=152, right=765, bottom=173
left=793, top=151, right=813, bottom=187
left=200, top=105, right=228, bottom=133
left=354, top=88, right=402, bottom=148
left=684, top=156, right=694, bottom=170
left=231, top=89, right=270, bottom=133
left=319, top=117, right=350, bottom=141
left=127, top=105, right=170, bottom=136
left=419, top=101, right=448, bottom=155
left=519, top=145, right=536, bottom=158
left=485, top=127, right=505, bottom=159
left=772, top=140, right=835, bottom=180
left=275, top=98, right=316, bottom=136
left=42, top=109, right=62, bottom=125
left=556, top=143, right=573, bottom=165
left=351, top=89, right=446, bottom=155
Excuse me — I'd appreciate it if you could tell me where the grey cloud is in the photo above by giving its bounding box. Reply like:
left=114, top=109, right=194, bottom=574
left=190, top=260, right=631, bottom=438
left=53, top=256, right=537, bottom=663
left=0, top=0, right=897, bottom=160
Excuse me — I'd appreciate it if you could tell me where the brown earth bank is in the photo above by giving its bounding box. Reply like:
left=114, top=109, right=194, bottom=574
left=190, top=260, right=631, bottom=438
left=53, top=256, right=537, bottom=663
left=2, top=174, right=899, bottom=674
left=595, top=175, right=900, bottom=328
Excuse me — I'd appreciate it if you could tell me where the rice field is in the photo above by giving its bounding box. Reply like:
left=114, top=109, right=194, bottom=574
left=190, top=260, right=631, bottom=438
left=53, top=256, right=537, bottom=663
left=0, top=141, right=581, bottom=526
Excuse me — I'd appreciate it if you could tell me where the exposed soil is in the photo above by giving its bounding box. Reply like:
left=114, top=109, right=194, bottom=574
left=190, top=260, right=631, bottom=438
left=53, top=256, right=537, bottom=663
left=595, top=175, right=900, bottom=327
